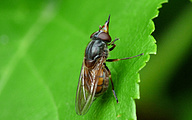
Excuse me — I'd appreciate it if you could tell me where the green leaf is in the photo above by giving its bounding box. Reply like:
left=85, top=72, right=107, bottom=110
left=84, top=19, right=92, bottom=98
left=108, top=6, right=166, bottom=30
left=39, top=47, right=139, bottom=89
left=0, top=0, right=166, bottom=120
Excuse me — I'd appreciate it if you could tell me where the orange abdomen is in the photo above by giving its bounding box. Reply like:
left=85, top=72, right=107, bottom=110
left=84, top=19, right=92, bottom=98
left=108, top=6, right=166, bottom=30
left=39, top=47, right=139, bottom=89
left=95, top=67, right=109, bottom=97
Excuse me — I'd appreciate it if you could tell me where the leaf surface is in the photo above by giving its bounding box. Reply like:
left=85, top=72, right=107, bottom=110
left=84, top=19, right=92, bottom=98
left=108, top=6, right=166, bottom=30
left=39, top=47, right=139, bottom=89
left=0, top=0, right=167, bottom=119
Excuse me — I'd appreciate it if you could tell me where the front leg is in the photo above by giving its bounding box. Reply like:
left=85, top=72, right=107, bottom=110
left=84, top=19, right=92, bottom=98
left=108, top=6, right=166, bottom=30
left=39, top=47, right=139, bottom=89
left=108, top=38, right=119, bottom=51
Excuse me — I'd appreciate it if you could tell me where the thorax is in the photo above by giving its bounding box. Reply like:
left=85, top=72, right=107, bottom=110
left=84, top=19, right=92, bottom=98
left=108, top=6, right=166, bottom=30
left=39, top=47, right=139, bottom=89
left=84, top=40, right=108, bottom=68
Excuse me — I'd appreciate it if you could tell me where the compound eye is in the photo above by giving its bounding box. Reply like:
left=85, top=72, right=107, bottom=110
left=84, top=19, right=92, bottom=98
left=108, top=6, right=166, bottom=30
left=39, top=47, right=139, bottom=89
left=97, top=32, right=111, bottom=42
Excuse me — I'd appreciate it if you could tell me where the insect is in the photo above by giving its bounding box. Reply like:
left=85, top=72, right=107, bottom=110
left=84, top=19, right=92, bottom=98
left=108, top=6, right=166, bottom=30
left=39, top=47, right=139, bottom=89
left=75, top=15, right=143, bottom=115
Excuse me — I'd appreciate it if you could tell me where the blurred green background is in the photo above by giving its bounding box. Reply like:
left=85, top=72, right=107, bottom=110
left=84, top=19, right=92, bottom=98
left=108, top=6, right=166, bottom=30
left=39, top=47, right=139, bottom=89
left=0, top=0, right=192, bottom=120
left=137, top=0, right=192, bottom=120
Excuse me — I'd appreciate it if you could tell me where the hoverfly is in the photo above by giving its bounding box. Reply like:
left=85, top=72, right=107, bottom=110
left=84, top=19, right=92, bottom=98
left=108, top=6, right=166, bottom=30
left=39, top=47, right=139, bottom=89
left=75, top=15, right=143, bottom=115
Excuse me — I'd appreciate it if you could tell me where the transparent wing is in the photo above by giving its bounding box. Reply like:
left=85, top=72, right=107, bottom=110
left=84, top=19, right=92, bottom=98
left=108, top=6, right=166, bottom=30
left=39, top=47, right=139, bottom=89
left=75, top=57, right=105, bottom=115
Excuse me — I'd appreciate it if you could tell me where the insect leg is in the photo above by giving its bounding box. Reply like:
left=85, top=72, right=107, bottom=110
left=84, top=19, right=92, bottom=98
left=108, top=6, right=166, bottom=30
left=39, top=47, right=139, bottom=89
left=106, top=53, right=144, bottom=62
left=104, top=63, right=119, bottom=103
left=108, top=38, right=119, bottom=51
